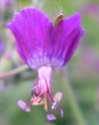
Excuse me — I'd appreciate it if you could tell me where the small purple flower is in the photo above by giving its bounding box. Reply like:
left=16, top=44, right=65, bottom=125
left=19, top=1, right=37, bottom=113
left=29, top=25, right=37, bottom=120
left=0, top=0, right=13, bottom=9
left=6, top=8, right=84, bottom=120
left=81, top=3, right=99, bottom=15
left=0, top=37, right=4, bottom=53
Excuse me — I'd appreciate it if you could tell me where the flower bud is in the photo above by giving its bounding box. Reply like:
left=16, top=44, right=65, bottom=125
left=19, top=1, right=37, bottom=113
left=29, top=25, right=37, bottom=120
left=53, top=10, right=64, bottom=27
left=0, top=57, right=13, bottom=74
left=12, top=50, right=23, bottom=66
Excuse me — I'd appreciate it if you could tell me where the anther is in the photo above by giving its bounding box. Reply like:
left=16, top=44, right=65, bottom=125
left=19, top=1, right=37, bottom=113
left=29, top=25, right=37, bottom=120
left=47, top=114, right=56, bottom=121
left=52, top=100, right=58, bottom=110
left=17, top=100, right=31, bottom=113
left=60, top=109, right=64, bottom=119
left=30, top=85, right=38, bottom=95
left=31, top=97, right=44, bottom=106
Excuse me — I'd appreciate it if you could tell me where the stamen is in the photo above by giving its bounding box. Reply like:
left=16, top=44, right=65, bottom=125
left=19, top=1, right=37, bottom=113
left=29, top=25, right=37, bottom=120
left=34, top=86, right=40, bottom=96
left=56, top=107, right=64, bottom=119
left=43, top=76, right=49, bottom=93
left=60, top=109, right=64, bottom=119
left=30, top=85, right=38, bottom=95
left=38, top=93, right=44, bottom=103
left=52, top=100, right=58, bottom=110
left=33, top=78, right=39, bottom=87
left=47, top=94, right=54, bottom=104
left=47, top=114, right=56, bottom=121
left=17, top=100, right=31, bottom=113
left=44, top=92, right=48, bottom=111
left=31, top=97, right=44, bottom=106
left=27, top=90, right=43, bottom=107
left=49, top=91, right=54, bottom=102
left=35, top=93, right=38, bottom=96
left=30, top=86, right=43, bottom=103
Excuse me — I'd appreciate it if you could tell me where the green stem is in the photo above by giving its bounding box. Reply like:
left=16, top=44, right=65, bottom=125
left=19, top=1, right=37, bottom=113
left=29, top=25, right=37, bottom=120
left=61, top=68, right=86, bottom=125
left=0, top=65, right=29, bottom=80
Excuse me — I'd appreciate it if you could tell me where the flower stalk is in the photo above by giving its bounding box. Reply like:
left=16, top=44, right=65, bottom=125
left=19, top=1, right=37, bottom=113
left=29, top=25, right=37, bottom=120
left=61, top=68, right=86, bottom=125
left=0, top=65, right=29, bottom=80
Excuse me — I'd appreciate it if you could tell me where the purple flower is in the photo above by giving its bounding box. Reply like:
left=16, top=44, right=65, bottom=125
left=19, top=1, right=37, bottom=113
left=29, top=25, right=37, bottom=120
left=81, top=3, right=99, bottom=15
left=0, top=37, right=4, bottom=53
left=6, top=8, right=84, bottom=120
left=0, top=0, right=13, bottom=9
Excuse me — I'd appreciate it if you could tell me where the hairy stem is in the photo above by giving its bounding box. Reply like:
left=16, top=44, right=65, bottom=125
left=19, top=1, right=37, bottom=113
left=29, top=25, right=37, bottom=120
left=0, top=65, right=29, bottom=80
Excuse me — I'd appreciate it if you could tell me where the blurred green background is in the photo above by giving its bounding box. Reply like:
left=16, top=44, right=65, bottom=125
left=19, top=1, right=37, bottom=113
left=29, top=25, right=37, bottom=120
left=0, top=0, right=99, bottom=125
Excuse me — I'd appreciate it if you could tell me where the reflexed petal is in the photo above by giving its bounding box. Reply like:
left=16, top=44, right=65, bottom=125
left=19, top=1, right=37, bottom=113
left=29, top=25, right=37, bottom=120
left=53, top=92, right=63, bottom=102
left=6, top=8, right=54, bottom=68
left=17, top=100, right=31, bottom=112
left=51, top=12, right=84, bottom=67
left=31, top=97, right=44, bottom=106
left=47, top=114, right=56, bottom=121
left=60, top=109, right=64, bottom=119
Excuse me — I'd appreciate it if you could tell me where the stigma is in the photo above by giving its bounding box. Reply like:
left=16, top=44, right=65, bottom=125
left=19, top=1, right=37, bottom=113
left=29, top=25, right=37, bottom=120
left=17, top=66, right=63, bottom=121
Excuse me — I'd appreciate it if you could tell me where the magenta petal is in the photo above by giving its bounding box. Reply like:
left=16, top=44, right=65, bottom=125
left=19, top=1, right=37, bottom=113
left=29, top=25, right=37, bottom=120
left=6, top=9, right=84, bottom=69
left=47, top=114, right=56, bottom=121
left=51, top=13, right=84, bottom=67
left=6, top=8, right=54, bottom=68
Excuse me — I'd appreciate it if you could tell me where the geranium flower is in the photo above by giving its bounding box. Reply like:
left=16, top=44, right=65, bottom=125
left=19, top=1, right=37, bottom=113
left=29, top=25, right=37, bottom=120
left=6, top=8, right=84, bottom=121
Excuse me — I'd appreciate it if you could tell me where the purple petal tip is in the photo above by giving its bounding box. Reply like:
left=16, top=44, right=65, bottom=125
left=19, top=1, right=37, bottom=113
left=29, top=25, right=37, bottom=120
left=47, top=114, right=56, bottom=121
left=6, top=22, right=11, bottom=27
left=17, top=100, right=31, bottom=113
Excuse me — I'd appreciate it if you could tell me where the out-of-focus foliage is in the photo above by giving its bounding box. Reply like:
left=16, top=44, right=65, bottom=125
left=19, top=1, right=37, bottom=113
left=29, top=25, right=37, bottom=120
left=0, top=0, right=99, bottom=125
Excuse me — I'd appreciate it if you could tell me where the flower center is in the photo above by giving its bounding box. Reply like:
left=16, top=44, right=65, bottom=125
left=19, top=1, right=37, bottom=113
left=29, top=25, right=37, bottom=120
left=38, top=66, right=52, bottom=93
